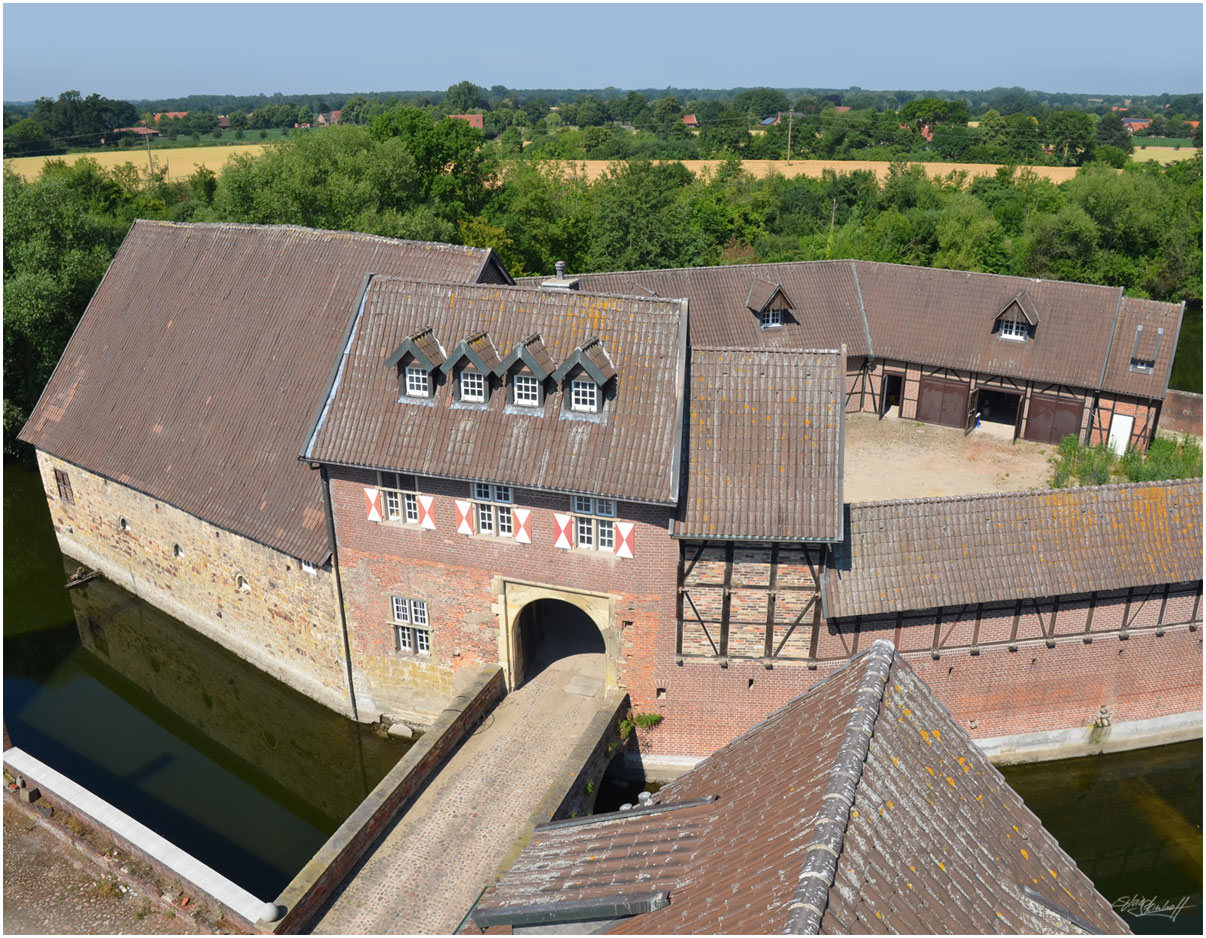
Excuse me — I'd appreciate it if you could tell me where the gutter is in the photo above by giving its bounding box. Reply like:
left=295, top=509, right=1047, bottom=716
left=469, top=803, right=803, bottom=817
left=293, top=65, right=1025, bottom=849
left=849, top=262, right=874, bottom=361
left=320, top=464, right=359, bottom=721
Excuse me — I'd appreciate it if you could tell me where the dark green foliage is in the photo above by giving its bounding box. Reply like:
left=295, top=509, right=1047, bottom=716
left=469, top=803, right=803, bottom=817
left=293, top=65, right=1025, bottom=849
left=443, top=80, right=488, bottom=114
left=1096, top=111, right=1133, bottom=154
left=3, top=117, right=52, bottom=157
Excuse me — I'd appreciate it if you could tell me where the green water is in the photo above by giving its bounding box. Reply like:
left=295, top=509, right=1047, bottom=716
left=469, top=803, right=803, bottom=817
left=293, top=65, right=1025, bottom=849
left=3, top=460, right=412, bottom=899
left=1002, top=740, right=1203, bottom=935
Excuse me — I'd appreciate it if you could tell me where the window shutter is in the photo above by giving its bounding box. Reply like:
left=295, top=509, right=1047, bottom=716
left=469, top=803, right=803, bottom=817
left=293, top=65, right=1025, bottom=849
left=454, top=500, right=474, bottom=535
left=513, top=508, right=532, bottom=543
left=364, top=487, right=383, bottom=523
left=552, top=513, right=573, bottom=549
left=418, top=495, right=436, bottom=529
left=615, top=521, right=635, bottom=559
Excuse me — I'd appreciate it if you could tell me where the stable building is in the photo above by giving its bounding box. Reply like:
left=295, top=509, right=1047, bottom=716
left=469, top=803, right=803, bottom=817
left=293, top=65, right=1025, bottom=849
left=557, top=260, right=1185, bottom=452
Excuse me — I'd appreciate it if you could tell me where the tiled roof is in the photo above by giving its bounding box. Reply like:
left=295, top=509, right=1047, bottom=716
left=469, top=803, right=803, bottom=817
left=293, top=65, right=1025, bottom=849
left=677, top=348, right=845, bottom=541
left=305, top=280, right=688, bottom=504
left=825, top=479, right=1203, bottom=619
left=1100, top=295, right=1185, bottom=397
left=19, top=221, right=508, bottom=564
left=523, top=260, right=1180, bottom=397
left=474, top=642, right=1127, bottom=934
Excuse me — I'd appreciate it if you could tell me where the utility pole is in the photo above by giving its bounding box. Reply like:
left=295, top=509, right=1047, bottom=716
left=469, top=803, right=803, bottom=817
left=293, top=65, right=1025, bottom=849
left=144, top=132, right=155, bottom=184
left=786, top=112, right=793, bottom=165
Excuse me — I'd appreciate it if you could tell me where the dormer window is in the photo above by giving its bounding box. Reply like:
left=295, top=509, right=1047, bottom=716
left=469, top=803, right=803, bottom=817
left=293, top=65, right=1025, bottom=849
left=459, top=368, right=485, bottom=402
left=994, top=291, right=1039, bottom=343
left=513, top=373, right=541, bottom=407
left=760, top=308, right=785, bottom=329
left=571, top=378, right=599, bottom=413
left=405, top=366, right=430, bottom=397
left=998, top=319, right=1027, bottom=341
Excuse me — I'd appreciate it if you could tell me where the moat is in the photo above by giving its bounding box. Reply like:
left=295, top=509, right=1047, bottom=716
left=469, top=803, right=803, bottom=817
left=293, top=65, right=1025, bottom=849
left=3, top=460, right=1202, bottom=929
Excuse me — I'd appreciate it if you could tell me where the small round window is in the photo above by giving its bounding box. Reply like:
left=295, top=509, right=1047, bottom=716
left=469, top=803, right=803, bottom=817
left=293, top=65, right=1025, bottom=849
left=235, top=574, right=250, bottom=593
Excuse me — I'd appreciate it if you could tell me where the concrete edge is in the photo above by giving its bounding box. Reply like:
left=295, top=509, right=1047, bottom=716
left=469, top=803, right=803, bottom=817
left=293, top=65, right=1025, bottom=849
left=975, top=710, right=1204, bottom=765
left=3, top=747, right=276, bottom=928
left=268, top=665, right=505, bottom=933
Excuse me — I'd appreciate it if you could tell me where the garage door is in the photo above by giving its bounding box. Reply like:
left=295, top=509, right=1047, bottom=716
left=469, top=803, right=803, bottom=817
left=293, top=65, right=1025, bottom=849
left=916, top=378, right=969, bottom=429
left=1023, top=396, right=1083, bottom=445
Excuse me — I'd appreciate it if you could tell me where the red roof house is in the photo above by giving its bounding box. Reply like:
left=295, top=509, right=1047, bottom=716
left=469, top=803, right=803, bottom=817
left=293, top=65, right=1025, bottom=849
left=681, top=114, right=698, bottom=128
left=448, top=113, right=484, bottom=130
left=153, top=111, right=188, bottom=123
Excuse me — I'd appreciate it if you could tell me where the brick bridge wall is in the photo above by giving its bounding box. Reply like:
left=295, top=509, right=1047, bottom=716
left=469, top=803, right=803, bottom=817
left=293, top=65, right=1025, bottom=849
left=34, top=452, right=352, bottom=717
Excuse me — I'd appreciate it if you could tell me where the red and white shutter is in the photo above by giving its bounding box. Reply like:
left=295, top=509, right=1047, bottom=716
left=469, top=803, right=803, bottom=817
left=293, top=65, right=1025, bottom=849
left=418, top=495, right=436, bottom=530
left=552, top=513, right=573, bottom=549
left=364, top=488, right=383, bottom=523
left=513, top=508, right=532, bottom=543
left=615, top=522, right=635, bottom=559
left=454, top=500, right=474, bottom=535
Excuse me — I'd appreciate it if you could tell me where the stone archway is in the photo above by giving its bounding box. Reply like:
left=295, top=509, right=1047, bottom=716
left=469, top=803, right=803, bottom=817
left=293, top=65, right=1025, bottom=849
left=496, top=580, right=616, bottom=692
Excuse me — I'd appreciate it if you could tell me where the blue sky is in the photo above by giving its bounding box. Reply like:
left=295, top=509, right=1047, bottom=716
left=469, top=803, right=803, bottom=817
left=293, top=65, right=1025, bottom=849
left=3, top=2, right=1202, bottom=102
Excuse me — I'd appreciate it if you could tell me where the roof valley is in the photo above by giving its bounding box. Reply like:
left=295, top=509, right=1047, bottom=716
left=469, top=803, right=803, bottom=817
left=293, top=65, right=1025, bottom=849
left=784, top=640, right=895, bottom=934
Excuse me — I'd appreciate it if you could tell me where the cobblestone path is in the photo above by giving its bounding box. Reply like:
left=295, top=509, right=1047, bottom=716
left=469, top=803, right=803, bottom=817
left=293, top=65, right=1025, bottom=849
left=313, top=650, right=612, bottom=935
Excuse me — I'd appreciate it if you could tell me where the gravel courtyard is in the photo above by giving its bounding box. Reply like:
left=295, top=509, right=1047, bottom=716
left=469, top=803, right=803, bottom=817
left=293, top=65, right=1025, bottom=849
left=843, top=412, right=1056, bottom=504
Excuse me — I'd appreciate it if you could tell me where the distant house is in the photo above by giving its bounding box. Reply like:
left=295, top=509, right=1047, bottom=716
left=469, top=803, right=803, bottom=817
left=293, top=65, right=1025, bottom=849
left=1122, top=117, right=1152, bottom=134
left=316, top=110, right=342, bottom=127
left=1184, top=120, right=1201, bottom=131
left=216, top=115, right=230, bottom=130
left=471, top=641, right=1129, bottom=935
left=114, top=126, right=159, bottom=137
left=681, top=114, right=698, bottom=128
left=153, top=111, right=188, bottom=123
left=761, top=110, right=805, bottom=126
left=833, top=104, right=851, bottom=113
left=293, top=122, right=311, bottom=130
left=447, top=113, right=484, bottom=130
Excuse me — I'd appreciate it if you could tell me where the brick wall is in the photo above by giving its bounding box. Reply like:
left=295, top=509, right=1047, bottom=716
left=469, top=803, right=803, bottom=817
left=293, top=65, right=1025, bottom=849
left=329, top=467, right=678, bottom=723
left=1089, top=393, right=1161, bottom=450
left=35, top=452, right=352, bottom=717
left=1159, top=389, right=1203, bottom=438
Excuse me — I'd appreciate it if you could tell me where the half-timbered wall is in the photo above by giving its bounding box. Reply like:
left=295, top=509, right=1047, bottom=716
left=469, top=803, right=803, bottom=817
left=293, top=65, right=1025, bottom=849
left=677, top=541, right=824, bottom=662
left=1088, top=393, right=1161, bottom=451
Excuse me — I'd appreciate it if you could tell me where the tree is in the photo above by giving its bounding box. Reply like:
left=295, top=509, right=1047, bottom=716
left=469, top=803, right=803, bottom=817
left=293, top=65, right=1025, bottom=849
left=443, top=80, right=487, bottom=114
left=3, top=118, right=51, bottom=157
left=1043, top=110, right=1097, bottom=165
left=732, top=88, right=791, bottom=121
left=1096, top=111, right=1133, bottom=153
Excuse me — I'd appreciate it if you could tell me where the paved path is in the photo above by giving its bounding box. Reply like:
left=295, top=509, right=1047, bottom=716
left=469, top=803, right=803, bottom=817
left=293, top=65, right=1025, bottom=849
left=313, top=648, right=613, bottom=935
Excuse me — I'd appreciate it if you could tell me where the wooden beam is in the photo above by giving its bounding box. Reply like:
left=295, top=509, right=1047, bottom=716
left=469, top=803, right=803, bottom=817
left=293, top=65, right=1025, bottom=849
left=719, top=541, right=734, bottom=658
left=764, top=543, right=779, bottom=659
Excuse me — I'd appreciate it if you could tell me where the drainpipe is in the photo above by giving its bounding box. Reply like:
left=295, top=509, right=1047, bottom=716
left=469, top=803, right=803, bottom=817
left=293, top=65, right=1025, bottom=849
left=320, top=464, right=359, bottom=721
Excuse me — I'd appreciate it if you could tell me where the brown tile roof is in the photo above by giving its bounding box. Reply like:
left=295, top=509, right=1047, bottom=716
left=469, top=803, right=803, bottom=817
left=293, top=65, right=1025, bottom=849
left=474, top=642, right=1127, bottom=934
left=524, top=261, right=1181, bottom=398
left=677, top=348, right=845, bottom=541
left=825, top=479, right=1203, bottom=619
left=304, top=280, right=688, bottom=504
left=19, top=221, right=509, bottom=564
left=1100, top=295, right=1185, bottom=398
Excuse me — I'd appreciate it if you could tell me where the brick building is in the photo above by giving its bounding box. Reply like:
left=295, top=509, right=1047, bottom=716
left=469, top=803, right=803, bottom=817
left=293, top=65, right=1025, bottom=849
left=20, top=221, right=1202, bottom=762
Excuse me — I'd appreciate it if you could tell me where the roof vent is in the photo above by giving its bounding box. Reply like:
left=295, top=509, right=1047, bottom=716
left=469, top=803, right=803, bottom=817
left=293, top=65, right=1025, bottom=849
left=541, top=260, right=579, bottom=293
left=637, top=791, right=653, bottom=806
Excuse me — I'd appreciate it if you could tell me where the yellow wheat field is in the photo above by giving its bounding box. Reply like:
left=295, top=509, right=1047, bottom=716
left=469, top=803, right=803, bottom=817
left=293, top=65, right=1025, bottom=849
left=1130, top=146, right=1199, bottom=164
left=4, top=144, right=269, bottom=181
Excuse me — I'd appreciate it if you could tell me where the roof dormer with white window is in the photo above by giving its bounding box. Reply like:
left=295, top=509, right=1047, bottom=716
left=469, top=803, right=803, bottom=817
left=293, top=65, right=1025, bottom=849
left=552, top=337, right=617, bottom=417
left=385, top=326, right=446, bottom=402
left=498, top=333, right=555, bottom=412
left=746, top=279, right=795, bottom=330
left=994, top=290, right=1039, bottom=342
left=439, top=331, right=501, bottom=405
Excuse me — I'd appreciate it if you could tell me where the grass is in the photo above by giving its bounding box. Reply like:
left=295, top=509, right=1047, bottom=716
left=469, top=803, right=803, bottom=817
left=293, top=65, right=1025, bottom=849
left=1130, top=146, right=1201, bottom=164
left=1134, top=137, right=1196, bottom=149
left=5, top=144, right=269, bottom=181
left=547, top=159, right=1083, bottom=184
left=1050, top=433, right=1202, bottom=488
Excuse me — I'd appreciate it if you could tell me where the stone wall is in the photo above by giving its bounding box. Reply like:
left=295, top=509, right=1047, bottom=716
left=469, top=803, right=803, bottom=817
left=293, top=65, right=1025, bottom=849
left=1159, top=389, right=1203, bottom=438
left=35, top=452, right=353, bottom=718
left=329, top=467, right=678, bottom=724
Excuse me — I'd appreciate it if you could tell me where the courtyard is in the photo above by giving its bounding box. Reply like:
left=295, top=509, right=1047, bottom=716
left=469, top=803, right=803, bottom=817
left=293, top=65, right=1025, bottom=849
left=843, top=411, right=1056, bottom=503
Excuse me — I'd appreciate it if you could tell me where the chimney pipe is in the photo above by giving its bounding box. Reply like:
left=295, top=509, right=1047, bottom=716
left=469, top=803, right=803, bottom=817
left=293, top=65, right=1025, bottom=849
left=555, top=260, right=566, bottom=279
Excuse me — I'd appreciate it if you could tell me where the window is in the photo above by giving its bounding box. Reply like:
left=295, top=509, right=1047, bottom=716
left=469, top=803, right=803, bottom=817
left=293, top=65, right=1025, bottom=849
left=472, top=482, right=513, bottom=537
left=53, top=469, right=74, bottom=504
left=571, top=379, right=599, bottom=413
left=119, top=517, right=131, bottom=532
left=460, top=369, right=485, bottom=402
left=760, top=308, right=784, bottom=329
left=301, top=560, right=318, bottom=575
left=236, top=574, right=250, bottom=593
left=173, top=543, right=184, bottom=558
left=405, top=366, right=430, bottom=397
left=999, top=319, right=1027, bottom=341
left=571, top=496, right=616, bottom=551
left=391, top=596, right=431, bottom=655
left=378, top=472, right=420, bottom=524
left=513, top=373, right=540, bottom=407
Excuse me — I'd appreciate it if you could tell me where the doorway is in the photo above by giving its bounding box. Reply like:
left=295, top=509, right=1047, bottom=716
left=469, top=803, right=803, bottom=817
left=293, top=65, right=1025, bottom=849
left=514, top=598, right=605, bottom=684
left=975, top=388, right=1022, bottom=440
left=881, top=374, right=903, bottom=418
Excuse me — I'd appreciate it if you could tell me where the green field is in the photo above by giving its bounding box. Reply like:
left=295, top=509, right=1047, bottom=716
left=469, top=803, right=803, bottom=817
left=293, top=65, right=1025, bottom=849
left=1134, top=137, right=1196, bottom=149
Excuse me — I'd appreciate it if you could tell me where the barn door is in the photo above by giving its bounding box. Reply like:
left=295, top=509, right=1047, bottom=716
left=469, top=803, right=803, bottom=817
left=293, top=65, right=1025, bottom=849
left=965, top=389, right=980, bottom=436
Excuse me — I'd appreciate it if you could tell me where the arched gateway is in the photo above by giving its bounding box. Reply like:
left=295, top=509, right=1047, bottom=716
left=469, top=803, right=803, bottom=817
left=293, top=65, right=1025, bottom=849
left=497, top=580, right=616, bottom=691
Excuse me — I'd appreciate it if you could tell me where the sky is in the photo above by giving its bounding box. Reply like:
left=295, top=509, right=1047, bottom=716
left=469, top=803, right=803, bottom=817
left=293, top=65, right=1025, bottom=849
left=2, top=2, right=1202, bottom=103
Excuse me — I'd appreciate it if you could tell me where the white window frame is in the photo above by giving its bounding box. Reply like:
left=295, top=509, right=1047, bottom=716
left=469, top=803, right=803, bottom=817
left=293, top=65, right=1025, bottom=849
left=379, top=473, right=421, bottom=525
left=405, top=366, right=430, bottom=397
left=301, top=560, right=318, bottom=575
left=391, top=596, right=431, bottom=655
left=472, top=483, right=514, bottom=538
left=513, top=373, right=540, bottom=407
left=460, top=368, right=485, bottom=402
left=571, top=496, right=617, bottom=552
left=571, top=378, right=599, bottom=413
left=999, top=318, right=1027, bottom=341
left=760, top=307, right=785, bottom=329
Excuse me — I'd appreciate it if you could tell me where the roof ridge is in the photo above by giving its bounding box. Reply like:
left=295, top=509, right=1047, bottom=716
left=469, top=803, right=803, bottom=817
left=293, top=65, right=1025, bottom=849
left=367, top=276, right=689, bottom=309
left=133, top=219, right=491, bottom=255
left=785, top=639, right=895, bottom=934
left=850, top=476, right=1202, bottom=511
left=690, top=346, right=843, bottom=355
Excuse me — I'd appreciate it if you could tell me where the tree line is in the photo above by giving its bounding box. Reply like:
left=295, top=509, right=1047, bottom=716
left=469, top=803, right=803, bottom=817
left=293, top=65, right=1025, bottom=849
left=4, top=107, right=1202, bottom=454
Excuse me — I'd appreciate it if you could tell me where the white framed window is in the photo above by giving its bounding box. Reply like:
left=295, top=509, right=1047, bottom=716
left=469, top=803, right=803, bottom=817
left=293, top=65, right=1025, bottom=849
left=301, top=560, right=318, bottom=575
left=236, top=574, right=251, bottom=593
left=760, top=308, right=784, bottom=329
left=999, top=319, right=1027, bottom=341
left=571, top=496, right=617, bottom=551
left=472, top=483, right=514, bottom=538
left=513, top=373, right=540, bottom=407
left=460, top=369, right=485, bottom=402
left=571, top=379, right=599, bottom=413
left=391, top=596, right=430, bottom=655
left=405, top=366, right=430, bottom=397
left=378, top=472, right=421, bottom=525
